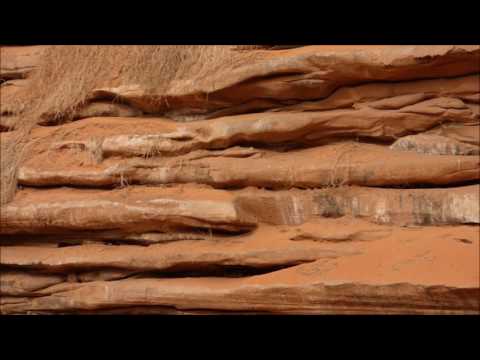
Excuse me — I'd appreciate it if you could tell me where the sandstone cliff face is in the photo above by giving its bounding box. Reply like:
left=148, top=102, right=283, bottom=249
left=0, top=45, right=479, bottom=314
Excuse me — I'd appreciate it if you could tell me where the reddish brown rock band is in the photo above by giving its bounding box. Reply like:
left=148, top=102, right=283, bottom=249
left=1, top=45, right=479, bottom=314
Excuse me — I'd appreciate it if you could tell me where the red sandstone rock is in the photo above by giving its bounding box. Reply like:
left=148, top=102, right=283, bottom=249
left=17, top=142, right=480, bottom=188
left=0, top=46, right=45, bottom=81
left=2, top=228, right=478, bottom=314
left=88, top=46, right=480, bottom=118
left=390, top=134, right=480, bottom=155
left=1, top=45, right=479, bottom=315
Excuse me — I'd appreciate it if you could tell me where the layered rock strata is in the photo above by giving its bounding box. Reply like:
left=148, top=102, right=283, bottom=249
left=1, top=45, right=479, bottom=314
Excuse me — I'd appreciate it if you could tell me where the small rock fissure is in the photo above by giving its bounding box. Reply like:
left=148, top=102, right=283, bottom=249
left=131, top=263, right=306, bottom=279
left=0, top=263, right=307, bottom=281
left=0, top=227, right=253, bottom=247
left=364, top=178, right=480, bottom=190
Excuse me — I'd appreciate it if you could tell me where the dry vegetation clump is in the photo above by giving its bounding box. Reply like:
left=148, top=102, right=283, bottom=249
left=6, top=45, right=265, bottom=124
left=327, top=142, right=360, bottom=188
left=1, top=45, right=267, bottom=205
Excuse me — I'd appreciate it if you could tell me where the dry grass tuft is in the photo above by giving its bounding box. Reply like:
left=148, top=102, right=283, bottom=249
left=0, top=129, right=37, bottom=204
left=327, top=142, right=360, bottom=188
left=7, top=45, right=265, bottom=124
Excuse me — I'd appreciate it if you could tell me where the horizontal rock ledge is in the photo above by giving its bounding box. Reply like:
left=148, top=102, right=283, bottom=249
left=82, top=73, right=480, bottom=121
left=233, top=185, right=480, bottom=226
left=18, top=142, right=480, bottom=188
left=99, top=98, right=477, bottom=157
left=1, top=238, right=477, bottom=314
left=2, top=281, right=478, bottom=314
left=0, top=221, right=367, bottom=272
left=0, top=186, right=256, bottom=234
left=86, top=46, right=480, bottom=117
left=269, top=74, right=479, bottom=114
left=1, top=185, right=478, bottom=236
left=19, top=96, right=478, bottom=164
left=3, top=216, right=477, bottom=313
left=1, top=219, right=476, bottom=274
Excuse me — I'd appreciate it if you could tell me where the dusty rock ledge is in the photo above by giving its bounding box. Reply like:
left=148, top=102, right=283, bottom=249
left=1, top=45, right=479, bottom=314
left=17, top=143, right=480, bottom=188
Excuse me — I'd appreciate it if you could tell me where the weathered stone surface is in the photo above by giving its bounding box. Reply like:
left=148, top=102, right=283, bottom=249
left=390, top=134, right=480, bottom=155
left=1, top=225, right=478, bottom=314
left=1, top=45, right=479, bottom=314
left=272, top=74, right=479, bottom=113
left=0, top=186, right=255, bottom=234
left=0, top=272, right=65, bottom=296
left=88, top=46, right=480, bottom=118
left=0, top=46, right=45, bottom=81
left=101, top=102, right=477, bottom=156
left=18, top=95, right=477, bottom=162
left=233, top=185, right=480, bottom=226
left=1, top=185, right=478, bottom=239
left=18, top=142, right=480, bottom=188
left=425, top=123, right=480, bottom=145
left=0, top=220, right=363, bottom=271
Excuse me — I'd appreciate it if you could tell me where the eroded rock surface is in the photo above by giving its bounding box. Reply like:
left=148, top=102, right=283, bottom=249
left=1, top=45, right=479, bottom=314
left=0, top=46, right=46, bottom=81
